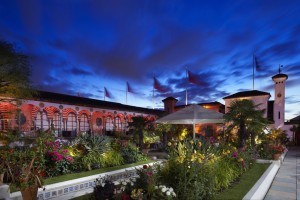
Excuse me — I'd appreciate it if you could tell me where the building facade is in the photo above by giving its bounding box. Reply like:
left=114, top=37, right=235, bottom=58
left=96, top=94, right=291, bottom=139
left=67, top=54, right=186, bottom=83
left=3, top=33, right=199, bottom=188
left=0, top=91, right=163, bottom=137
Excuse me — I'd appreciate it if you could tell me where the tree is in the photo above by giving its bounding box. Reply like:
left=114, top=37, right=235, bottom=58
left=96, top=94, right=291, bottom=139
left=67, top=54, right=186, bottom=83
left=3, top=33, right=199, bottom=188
left=127, top=116, right=151, bottom=150
left=0, top=41, right=34, bottom=102
left=224, top=99, right=268, bottom=148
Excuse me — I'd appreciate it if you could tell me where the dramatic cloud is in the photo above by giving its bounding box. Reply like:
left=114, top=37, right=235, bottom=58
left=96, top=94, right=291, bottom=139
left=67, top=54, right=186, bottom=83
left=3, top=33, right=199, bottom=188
left=0, top=0, right=299, bottom=119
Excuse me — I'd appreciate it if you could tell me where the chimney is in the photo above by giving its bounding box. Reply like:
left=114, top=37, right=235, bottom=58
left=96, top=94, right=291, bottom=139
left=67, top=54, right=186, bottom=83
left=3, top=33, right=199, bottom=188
left=162, top=97, right=178, bottom=113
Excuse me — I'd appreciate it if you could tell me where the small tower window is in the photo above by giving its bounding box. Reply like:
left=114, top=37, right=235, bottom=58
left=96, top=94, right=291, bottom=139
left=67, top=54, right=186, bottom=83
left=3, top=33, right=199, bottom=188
left=278, top=111, right=280, bottom=119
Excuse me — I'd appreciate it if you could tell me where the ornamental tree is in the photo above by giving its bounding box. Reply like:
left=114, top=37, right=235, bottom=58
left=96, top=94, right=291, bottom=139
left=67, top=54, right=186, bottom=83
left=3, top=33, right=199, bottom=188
left=224, top=99, right=268, bottom=148
left=0, top=41, right=34, bottom=102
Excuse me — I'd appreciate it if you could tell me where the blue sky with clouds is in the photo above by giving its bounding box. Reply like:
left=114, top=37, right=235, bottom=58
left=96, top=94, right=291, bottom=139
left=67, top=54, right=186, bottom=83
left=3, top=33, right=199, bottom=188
left=0, top=0, right=299, bottom=120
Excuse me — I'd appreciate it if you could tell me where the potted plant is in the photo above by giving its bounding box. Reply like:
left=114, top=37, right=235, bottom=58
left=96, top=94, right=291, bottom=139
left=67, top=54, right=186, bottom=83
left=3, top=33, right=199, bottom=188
left=5, top=131, right=52, bottom=200
left=270, top=144, right=285, bottom=160
left=6, top=147, right=45, bottom=200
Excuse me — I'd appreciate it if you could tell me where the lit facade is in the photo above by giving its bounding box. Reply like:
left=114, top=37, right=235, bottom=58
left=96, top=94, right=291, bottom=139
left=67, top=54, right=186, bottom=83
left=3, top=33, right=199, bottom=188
left=0, top=91, right=163, bottom=137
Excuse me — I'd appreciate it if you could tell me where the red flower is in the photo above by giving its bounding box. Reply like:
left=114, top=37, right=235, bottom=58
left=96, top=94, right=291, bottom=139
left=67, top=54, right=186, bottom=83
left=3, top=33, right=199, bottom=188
left=122, top=194, right=130, bottom=200
left=143, top=165, right=148, bottom=169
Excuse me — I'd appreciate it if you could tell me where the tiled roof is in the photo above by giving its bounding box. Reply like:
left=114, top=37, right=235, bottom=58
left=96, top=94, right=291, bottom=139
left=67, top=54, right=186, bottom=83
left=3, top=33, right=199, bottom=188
left=162, top=97, right=178, bottom=102
left=29, top=90, right=164, bottom=116
left=223, top=90, right=271, bottom=99
left=272, top=73, right=288, bottom=80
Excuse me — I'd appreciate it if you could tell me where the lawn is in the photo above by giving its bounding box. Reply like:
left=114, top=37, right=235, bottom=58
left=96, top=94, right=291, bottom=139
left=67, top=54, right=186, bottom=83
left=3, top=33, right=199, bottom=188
left=214, top=163, right=270, bottom=200
left=10, top=160, right=154, bottom=193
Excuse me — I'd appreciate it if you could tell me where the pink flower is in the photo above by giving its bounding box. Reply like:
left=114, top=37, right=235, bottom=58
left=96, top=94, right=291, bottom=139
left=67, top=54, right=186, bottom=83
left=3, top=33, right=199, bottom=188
left=232, top=151, right=238, bottom=158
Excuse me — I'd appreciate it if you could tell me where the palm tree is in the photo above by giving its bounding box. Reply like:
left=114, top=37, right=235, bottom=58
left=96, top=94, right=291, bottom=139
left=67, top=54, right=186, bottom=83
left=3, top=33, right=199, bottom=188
left=127, top=116, right=151, bottom=150
left=224, top=99, right=268, bottom=148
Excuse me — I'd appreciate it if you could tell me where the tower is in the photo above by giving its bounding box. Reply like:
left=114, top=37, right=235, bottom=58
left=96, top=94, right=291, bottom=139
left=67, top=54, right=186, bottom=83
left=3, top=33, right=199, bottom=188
left=272, top=70, right=288, bottom=128
left=162, top=97, right=178, bottom=113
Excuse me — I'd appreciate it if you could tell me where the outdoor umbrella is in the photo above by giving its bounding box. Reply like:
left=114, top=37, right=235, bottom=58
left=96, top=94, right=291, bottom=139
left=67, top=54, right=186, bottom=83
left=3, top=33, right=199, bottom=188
left=156, top=104, right=224, bottom=139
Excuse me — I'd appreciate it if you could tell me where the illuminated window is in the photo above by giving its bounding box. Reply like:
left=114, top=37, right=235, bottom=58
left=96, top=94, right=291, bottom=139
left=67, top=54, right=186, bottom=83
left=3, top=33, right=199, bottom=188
left=115, top=116, right=122, bottom=131
left=79, top=114, right=89, bottom=132
left=105, top=116, right=113, bottom=131
left=53, top=112, right=60, bottom=130
left=66, top=112, right=76, bottom=131
left=36, top=111, right=49, bottom=130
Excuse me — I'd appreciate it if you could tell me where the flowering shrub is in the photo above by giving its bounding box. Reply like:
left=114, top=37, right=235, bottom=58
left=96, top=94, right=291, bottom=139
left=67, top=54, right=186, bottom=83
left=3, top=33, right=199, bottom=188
left=269, top=144, right=285, bottom=154
left=44, top=140, right=74, bottom=177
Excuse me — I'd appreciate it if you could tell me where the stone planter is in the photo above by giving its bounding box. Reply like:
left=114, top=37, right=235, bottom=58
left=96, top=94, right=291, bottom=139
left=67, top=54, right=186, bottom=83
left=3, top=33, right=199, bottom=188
left=21, top=185, right=38, bottom=200
left=272, top=153, right=281, bottom=160
left=0, top=173, right=4, bottom=185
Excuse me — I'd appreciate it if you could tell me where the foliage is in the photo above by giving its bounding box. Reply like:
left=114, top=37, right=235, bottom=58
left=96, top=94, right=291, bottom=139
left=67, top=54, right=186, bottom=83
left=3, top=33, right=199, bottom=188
left=127, top=116, right=152, bottom=150
left=74, top=134, right=111, bottom=170
left=143, top=132, right=160, bottom=148
left=269, top=144, right=285, bottom=154
left=156, top=136, right=256, bottom=200
left=117, top=142, right=147, bottom=164
left=0, top=40, right=35, bottom=102
left=75, top=134, right=111, bottom=154
left=214, top=163, right=270, bottom=200
left=266, top=128, right=289, bottom=145
left=44, top=140, right=74, bottom=177
left=101, top=149, right=124, bottom=167
left=224, top=99, right=268, bottom=148
left=4, top=131, right=53, bottom=190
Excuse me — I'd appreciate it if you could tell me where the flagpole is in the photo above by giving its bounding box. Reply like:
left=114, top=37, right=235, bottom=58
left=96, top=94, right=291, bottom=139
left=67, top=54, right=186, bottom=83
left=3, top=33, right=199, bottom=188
left=126, top=82, right=128, bottom=105
left=186, top=68, right=188, bottom=105
left=152, top=78, right=154, bottom=109
left=252, top=54, right=254, bottom=90
left=104, top=87, right=105, bottom=101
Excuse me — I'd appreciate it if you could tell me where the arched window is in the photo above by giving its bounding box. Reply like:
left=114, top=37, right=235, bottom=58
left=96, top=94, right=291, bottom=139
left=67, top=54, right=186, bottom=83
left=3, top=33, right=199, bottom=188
left=36, top=111, right=49, bottom=131
left=115, top=116, right=122, bottom=132
left=53, top=112, right=60, bottom=130
left=79, top=114, right=89, bottom=132
left=105, top=116, right=113, bottom=131
left=66, top=112, right=76, bottom=131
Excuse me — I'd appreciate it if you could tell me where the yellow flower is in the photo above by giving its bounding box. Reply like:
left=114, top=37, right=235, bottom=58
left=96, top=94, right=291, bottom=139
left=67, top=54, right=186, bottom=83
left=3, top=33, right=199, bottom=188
left=177, top=156, right=185, bottom=163
left=227, top=150, right=230, bottom=154
left=238, top=158, right=244, bottom=162
left=197, top=141, right=202, bottom=147
left=191, top=154, right=197, bottom=162
left=197, top=157, right=203, bottom=163
left=189, top=140, right=194, bottom=145
left=167, top=142, right=172, bottom=147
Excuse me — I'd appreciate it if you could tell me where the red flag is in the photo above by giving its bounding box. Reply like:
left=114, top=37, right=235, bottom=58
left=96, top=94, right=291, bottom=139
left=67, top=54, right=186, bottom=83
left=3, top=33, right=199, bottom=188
left=187, top=70, right=200, bottom=85
left=104, top=87, right=111, bottom=98
left=254, top=56, right=261, bottom=71
left=126, top=81, right=134, bottom=93
left=153, top=77, right=167, bottom=93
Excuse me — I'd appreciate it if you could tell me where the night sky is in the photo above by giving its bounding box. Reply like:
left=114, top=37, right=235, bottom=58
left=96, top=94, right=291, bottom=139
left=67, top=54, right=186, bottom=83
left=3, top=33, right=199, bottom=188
left=1, top=0, right=300, bottom=120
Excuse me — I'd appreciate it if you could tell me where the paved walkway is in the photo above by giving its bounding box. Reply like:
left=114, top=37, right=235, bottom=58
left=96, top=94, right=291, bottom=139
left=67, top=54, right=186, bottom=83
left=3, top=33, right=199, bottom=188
left=264, top=146, right=300, bottom=200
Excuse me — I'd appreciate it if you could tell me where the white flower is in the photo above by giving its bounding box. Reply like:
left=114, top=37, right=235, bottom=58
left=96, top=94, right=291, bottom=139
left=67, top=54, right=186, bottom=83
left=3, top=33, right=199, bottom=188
left=122, top=181, right=127, bottom=185
left=101, top=183, right=105, bottom=187
left=166, top=191, right=171, bottom=196
left=114, top=181, right=120, bottom=185
left=131, top=182, right=134, bottom=186
left=154, top=186, right=158, bottom=189
left=172, top=192, right=176, bottom=197
left=169, top=187, right=173, bottom=192
left=161, top=187, right=167, bottom=193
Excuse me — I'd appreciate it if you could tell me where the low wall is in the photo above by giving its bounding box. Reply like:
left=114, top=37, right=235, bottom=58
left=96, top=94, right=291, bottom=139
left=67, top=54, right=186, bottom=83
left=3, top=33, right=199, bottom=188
left=243, top=150, right=287, bottom=200
left=10, top=163, right=159, bottom=200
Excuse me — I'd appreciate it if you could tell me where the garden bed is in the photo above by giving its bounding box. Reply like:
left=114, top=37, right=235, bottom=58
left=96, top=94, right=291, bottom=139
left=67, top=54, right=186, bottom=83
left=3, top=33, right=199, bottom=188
left=10, top=161, right=160, bottom=200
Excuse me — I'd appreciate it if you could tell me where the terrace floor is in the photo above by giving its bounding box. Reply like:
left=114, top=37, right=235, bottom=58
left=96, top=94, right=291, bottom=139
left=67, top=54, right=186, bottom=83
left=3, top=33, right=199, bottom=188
left=264, top=146, right=300, bottom=200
